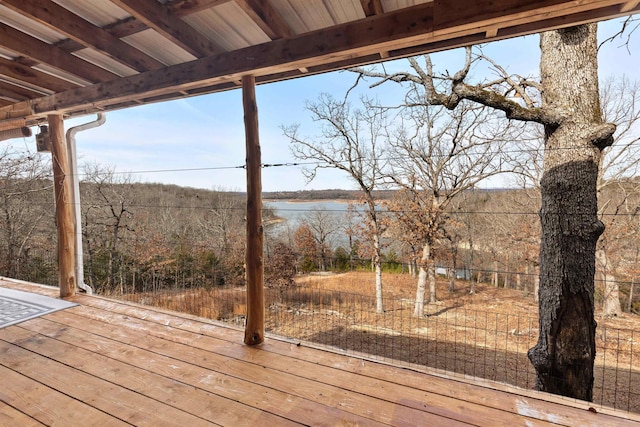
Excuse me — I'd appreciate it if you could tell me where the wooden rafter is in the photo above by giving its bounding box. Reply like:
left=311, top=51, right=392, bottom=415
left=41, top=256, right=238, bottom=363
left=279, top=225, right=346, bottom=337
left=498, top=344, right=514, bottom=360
left=1, top=0, right=164, bottom=72
left=3, top=2, right=438, bottom=117
left=103, top=16, right=149, bottom=38
left=110, top=0, right=223, bottom=57
left=360, top=0, right=383, bottom=17
left=235, top=0, right=293, bottom=39
left=0, top=0, right=638, bottom=124
left=0, top=81, right=44, bottom=101
left=0, top=22, right=117, bottom=83
left=168, top=0, right=232, bottom=16
left=0, top=57, right=78, bottom=93
left=621, top=0, right=640, bottom=12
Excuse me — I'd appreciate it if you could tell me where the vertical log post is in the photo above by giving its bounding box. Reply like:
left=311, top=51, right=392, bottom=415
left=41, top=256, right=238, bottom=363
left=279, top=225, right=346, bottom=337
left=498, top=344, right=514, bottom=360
left=242, top=75, right=264, bottom=345
left=49, top=114, right=76, bottom=298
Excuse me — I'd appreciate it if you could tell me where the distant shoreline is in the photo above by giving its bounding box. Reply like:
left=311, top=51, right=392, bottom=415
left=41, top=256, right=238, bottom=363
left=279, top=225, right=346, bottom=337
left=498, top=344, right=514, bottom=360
left=263, top=199, right=357, bottom=204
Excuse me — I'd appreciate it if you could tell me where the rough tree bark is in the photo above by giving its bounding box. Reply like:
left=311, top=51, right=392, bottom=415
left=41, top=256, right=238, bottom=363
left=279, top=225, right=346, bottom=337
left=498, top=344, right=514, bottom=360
left=527, top=25, right=612, bottom=401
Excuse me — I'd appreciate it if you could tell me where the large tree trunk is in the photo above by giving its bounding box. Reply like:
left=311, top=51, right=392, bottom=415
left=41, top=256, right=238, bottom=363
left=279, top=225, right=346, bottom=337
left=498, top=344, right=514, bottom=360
left=448, top=247, right=457, bottom=293
left=528, top=24, right=610, bottom=401
left=428, top=263, right=437, bottom=304
left=372, top=227, right=384, bottom=313
left=414, top=241, right=438, bottom=316
left=468, top=237, right=476, bottom=294
left=413, top=242, right=430, bottom=317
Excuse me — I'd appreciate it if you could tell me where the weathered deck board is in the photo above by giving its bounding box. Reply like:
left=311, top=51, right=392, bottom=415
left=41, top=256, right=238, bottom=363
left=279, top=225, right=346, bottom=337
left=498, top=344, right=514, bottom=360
left=3, top=324, right=297, bottom=427
left=0, top=338, right=217, bottom=426
left=67, top=292, right=640, bottom=427
left=42, top=305, right=547, bottom=426
left=13, top=317, right=382, bottom=427
left=0, top=364, right=130, bottom=426
left=0, top=398, right=45, bottom=426
left=1, top=278, right=639, bottom=427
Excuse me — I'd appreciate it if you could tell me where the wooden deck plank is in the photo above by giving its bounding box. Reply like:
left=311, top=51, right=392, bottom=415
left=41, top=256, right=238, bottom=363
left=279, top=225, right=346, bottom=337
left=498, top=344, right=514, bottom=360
left=0, top=336, right=217, bottom=426
left=0, top=279, right=59, bottom=297
left=23, top=312, right=446, bottom=426
left=0, top=364, right=130, bottom=426
left=1, top=279, right=638, bottom=427
left=0, top=398, right=45, bottom=426
left=4, top=323, right=300, bottom=427
left=48, top=305, right=552, bottom=427
left=11, top=317, right=379, bottom=427
left=68, top=293, right=640, bottom=427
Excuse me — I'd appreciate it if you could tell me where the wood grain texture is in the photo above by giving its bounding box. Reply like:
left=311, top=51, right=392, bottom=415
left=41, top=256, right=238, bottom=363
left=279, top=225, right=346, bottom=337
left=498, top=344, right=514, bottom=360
left=0, top=22, right=116, bottom=84
left=242, top=74, right=265, bottom=346
left=1, top=278, right=639, bottom=426
left=1, top=0, right=639, bottom=125
left=48, top=114, right=76, bottom=298
left=1, top=0, right=163, bottom=72
left=111, top=0, right=222, bottom=56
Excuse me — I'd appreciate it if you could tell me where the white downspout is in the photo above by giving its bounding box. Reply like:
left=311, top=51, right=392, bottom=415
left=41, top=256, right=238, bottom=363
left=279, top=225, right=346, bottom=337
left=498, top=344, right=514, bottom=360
left=66, top=113, right=106, bottom=295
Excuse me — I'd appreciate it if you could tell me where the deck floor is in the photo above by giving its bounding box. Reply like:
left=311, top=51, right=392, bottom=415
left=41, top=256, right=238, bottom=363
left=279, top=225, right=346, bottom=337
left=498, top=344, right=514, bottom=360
left=1, top=279, right=639, bottom=426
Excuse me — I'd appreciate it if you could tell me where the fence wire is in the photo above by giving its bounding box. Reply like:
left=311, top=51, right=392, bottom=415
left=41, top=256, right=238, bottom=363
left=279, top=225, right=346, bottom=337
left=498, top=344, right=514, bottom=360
left=101, top=278, right=639, bottom=414
left=10, top=250, right=638, bottom=412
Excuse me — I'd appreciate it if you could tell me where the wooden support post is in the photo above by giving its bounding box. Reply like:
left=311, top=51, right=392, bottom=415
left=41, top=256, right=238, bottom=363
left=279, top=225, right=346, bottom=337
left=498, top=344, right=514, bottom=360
left=242, top=75, right=264, bottom=345
left=49, top=114, right=76, bottom=298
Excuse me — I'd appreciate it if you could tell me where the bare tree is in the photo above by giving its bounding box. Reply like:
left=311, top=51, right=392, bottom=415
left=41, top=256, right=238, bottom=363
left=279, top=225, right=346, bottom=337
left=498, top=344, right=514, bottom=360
left=596, top=76, right=640, bottom=316
left=198, top=189, right=245, bottom=257
left=81, top=163, right=135, bottom=294
left=447, top=189, right=493, bottom=295
left=283, top=94, right=388, bottom=313
left=0, top=145, right=52, bottom=277
left=303, top=207, right=340, bottom=271
left=294, top=223, right=319, bottom=272
left=384, top=101, right=518, bottom=317
left=342, top=203, right=362, bottom=271
left=353, top=23, right=614, bottom=400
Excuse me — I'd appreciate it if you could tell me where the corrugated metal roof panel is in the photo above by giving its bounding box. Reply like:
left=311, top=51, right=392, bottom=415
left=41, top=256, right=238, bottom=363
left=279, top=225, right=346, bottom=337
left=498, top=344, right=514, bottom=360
left=182, top=2, right=271, bottom=51
left=32, top=64, right=92, bottom=86
left=123, top=29, right=197, bottom=66
left=270, top=0, right=332, bottom=33
left=72, top=48, right=138, bottom=77
left=271, top=0, right=363, bottom=34
left=1, top=76, right=53, bottom=96
left=51, top=0, right=130, bottom=27
left=323, top=0, right=365, bottom=23
left=382, top=0, right=431, bottom=13
left=0, top=47, right=18, bottom=60
left=0, top=4, right=66, bottom=44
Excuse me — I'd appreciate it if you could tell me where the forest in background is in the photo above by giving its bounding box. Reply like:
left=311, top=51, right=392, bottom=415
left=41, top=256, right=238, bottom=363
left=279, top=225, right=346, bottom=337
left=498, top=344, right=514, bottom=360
left=1, top=147, right=638, bottom=316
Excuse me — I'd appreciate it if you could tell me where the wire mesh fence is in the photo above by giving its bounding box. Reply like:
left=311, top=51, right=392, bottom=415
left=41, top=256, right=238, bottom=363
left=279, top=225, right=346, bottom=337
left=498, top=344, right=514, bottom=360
left=2, top=249, right=58, bottom=287
left=103, top=276, right=640, bottom=414
left=8, top=252, right=638, bottom=413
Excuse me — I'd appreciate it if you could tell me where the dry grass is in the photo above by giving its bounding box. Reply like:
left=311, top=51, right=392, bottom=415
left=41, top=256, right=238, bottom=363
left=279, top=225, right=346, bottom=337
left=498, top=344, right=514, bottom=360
left=116, top=271, right=640, bottom=413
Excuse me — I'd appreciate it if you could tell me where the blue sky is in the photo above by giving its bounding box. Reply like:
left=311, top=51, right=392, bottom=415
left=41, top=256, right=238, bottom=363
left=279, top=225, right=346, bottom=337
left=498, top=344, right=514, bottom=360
left=59, top=18, right=638, bottom=192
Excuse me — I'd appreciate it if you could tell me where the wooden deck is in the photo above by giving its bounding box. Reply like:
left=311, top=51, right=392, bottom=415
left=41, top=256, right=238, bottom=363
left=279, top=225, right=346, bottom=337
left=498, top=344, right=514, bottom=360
left=1, top=279, right=639, bottom=427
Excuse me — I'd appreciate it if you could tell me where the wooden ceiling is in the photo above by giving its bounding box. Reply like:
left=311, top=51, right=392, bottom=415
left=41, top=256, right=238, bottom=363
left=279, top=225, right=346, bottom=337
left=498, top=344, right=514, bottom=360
left=1, top=0, right=639, bottom=130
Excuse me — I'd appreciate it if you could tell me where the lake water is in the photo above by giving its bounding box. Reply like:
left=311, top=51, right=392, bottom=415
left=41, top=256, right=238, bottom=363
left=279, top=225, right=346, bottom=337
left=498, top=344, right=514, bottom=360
left=264, top=200, right=364, bottom=248
left=265, top=200, right=360, bottom=220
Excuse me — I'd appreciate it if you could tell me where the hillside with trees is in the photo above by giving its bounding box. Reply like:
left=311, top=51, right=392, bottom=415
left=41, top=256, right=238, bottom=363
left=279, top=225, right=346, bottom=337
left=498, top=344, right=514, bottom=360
left=2, top=145, right=638, bottom=317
